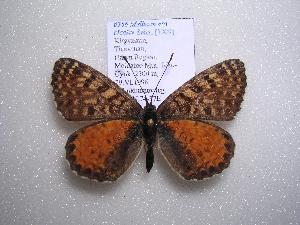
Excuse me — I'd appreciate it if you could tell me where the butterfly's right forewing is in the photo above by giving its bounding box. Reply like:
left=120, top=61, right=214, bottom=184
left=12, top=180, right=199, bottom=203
left=157, top=59, right=246, bottom=121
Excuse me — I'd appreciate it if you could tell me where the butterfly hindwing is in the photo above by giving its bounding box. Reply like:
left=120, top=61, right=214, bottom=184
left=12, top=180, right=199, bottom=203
left=51, top=58, right=142, bottom=121
left=157, top=120, right=235, bottom=180
left=65, top=120, right=142, bottom=182
left=157, top=59, right=246, bottom=121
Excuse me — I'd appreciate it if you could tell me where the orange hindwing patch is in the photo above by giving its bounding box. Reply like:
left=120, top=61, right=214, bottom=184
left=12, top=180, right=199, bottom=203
left=65, top=120, right=141, bottom=182
left=158, top=120, right=234, bottom=180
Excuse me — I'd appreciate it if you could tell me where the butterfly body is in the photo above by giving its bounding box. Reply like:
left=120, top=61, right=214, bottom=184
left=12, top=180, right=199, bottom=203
left=52, top=58, right=246, bottom=181
left=141, top=102, right=157, bottom=172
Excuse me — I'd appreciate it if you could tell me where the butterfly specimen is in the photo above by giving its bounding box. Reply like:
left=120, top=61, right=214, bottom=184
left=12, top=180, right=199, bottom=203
left=51, top=57, right=246, bottom=181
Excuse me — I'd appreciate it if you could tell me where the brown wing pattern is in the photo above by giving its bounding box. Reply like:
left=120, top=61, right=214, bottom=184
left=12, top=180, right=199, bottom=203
left=65, top=120, right=142, bottom=182
left=158, top=120, right=235, bottom=180
left=157, top=59, right=246, bottom=121
left=51, top=58, right=142, bottom=121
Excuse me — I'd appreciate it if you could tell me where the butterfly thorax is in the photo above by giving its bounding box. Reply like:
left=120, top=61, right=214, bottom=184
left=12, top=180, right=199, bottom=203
left=141, top=103, right=158, bottom=172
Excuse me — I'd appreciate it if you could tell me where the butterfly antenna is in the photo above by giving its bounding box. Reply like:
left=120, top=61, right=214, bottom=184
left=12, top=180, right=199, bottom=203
left=122, top=56, right=148, bottom=104
left=150, top=53, right=174, bottom=104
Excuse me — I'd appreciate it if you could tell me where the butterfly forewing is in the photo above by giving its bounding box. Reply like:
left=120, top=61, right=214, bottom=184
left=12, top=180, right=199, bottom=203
left=157, top=120, right=235, bottom=180
left=51, top=58, right=142, bottom=121
left=157, top=59, right=246, bottom=121
left=65, top=120, right=142, bottom=181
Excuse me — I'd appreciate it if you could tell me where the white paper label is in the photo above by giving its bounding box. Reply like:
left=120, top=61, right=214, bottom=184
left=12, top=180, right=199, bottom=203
left=107, top=18, right=195, bottom=107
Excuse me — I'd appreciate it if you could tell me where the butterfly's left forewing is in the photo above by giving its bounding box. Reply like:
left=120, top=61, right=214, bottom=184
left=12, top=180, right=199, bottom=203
left=51, top=58, right=142, bottom=121
left=65, top=119, right=142, bottom=182
left=157, top=120, right=235, bottom=180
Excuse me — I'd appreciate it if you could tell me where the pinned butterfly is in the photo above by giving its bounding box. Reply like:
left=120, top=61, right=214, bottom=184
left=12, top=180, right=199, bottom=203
left=51, top=56, right=246, bottom=181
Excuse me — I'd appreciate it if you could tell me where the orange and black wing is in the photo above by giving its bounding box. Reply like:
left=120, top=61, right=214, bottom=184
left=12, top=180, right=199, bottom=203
left=157, top=59, right=246, bottom=121
left=65, top=120, right=142, bottom=182
left=157, top=120, right=235, bottom=180
left=51, top=58, right=142, bottom=121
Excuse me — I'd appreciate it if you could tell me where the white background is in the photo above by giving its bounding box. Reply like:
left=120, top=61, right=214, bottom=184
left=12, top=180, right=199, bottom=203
left=0, top=1, right=299, bottom=225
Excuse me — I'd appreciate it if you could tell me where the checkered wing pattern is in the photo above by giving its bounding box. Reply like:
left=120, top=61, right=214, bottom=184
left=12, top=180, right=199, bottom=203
left=157, top=59, right=246, bottom=121
left=51, top=58, right=142, bottom=121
